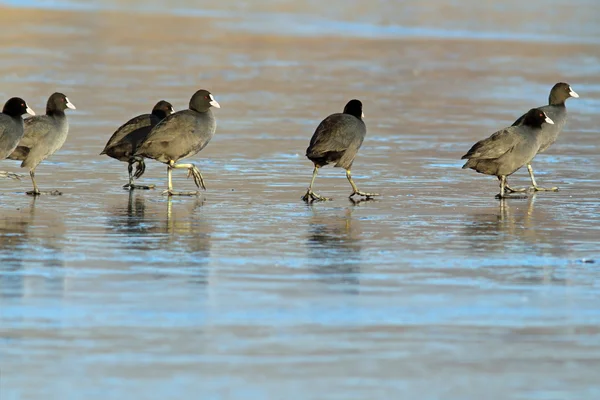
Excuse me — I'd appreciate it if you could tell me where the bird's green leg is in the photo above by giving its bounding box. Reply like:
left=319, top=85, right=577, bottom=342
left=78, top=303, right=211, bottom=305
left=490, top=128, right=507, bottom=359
left=495, top=175, right=507, bottom=199
left=161, top=160, right=203, bottom=196
left=26, top=169, right=41, bottom=196
left=528, top=164, right=558, bottom=192
left=302, top=166, right=330, bottom=202
left=346, top=169, right=379, bottom=199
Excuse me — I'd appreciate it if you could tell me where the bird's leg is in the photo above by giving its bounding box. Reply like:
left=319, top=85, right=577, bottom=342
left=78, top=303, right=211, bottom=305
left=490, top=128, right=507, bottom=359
left=161, top=161, right=202, bottom=196
left=527, top=164, right=558, bottom=192
left=26, top=169, right=41, bottom=196
left=495, top=176, right=508, bottom=199
left=302, top=166, right=330, bottom=202
left=495, top=175, right=527, bottom=200
left=122, top=162, right=135, bottom=190
left=123, top=158, right=154, bottom=190
left=25, top=169, right=61, bottom=196
left=346, top=169, right=379, bottom=199
left=133, top=157, right=145, bottom=179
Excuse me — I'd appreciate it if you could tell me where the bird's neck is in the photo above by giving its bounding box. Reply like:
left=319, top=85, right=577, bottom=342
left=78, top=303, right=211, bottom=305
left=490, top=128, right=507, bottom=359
left=548, top=95, right=566, bottom=106
left=152, top=110, right=167, bottom=119
left=47, top=109, right=66, bottom=118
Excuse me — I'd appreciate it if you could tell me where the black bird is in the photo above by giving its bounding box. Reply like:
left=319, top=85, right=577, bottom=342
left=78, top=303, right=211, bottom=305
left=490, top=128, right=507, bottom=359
left=507, top=82, right=579, bottom=192
left=1, top=97, right=35, bottom=180
left=302, top=99, right=379, bottom=202
left=101, top=100, right=174, bottom=190
left=134, top=90, right=220, bottom=196
left=462, top=108, right=554, bottom=199
left=9, top=93, right=76, bottom=195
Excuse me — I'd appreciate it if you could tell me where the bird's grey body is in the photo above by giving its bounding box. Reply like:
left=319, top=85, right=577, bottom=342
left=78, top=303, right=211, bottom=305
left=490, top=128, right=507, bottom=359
left=134, top=89, right=220, bottom=196
left=307, top=113, right=365, bottom=170
left=507, top=82, right=579, bottom=191
left=462, top=108, right=554, bottom=199
left=8, top=93, right=75, bottom=195
left=302, top=99, right=378, bottom=202
left=136, top=108, right=216, bottom=164
left=10, top=111, right=69, bottom=169
left=462, top=125, right=542, bottom=177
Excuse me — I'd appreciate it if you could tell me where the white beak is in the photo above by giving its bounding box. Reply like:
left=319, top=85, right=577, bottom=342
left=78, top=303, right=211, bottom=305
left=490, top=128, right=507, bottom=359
left=169, top=106, right=174, bottom=113
left=66, top=97, right=76, bottom=110
left=545, top=115, right=554, bottom=125
left=568, top=87, right=579, bottom=98
left=361, top=111, right=365, bottom=118
left=209, top=94, right=220, bottom=109
left=26, top=105, right=35, bottom=116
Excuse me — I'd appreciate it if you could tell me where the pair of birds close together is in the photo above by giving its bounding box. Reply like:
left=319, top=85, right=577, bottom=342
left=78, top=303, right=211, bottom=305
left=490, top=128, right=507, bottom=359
left=461, top=82, right=579, bottom=199
left=0, top=82, right=578, bottom=200
left=0, top=93, right=75, bottom=195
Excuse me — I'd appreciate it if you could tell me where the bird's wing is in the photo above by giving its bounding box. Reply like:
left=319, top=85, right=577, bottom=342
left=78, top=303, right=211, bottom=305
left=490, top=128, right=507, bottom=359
left=461, top=127, right=521, bottom=160
left=14, top=116, right=51, bottom=150
left=136, top=111, right=208, bottom=156
left=0, top=124, right=16, bottom=157
left=308, top=115, right=364, bottom=156
left=101, top=114, right=155, bottom=154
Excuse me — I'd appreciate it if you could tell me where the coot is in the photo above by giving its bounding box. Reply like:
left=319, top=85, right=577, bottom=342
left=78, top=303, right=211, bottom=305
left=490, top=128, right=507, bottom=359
left=302, top=99, right=379, bottom=202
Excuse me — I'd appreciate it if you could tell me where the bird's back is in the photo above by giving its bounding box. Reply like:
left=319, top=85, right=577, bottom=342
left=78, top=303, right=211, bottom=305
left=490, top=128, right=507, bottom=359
left=101, top=113, right=160, bottom=160
left=0, top=114, right=24, bottom=159
left=462, top=125, right=542, bottom=176
left=306, top=113, right=366, bottom=169
left=9, top=114, right=68, bottom=168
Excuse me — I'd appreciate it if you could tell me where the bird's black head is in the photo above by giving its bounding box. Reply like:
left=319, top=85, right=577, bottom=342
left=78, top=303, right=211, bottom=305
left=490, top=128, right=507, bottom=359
left=342, top=99, right=364, bottom=120
left=523, top=108, right=554, bottom=128
left=3, top=97, right=35, bottom=117
left=549, top=82, right=579, bottom=105
left=47, top=92, right=76, bottom=114
left=152, top=100, right=174, bottom=119
left=189, top=89, right=221, bottom=113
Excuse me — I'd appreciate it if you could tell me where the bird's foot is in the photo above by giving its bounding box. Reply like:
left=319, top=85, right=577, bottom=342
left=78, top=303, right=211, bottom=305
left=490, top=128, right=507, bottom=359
left=162, top=190, right=199, bottom=197
left=187, top=166, right=206, bottom=190
left=123, top=183, right=156, bottom=190
left=0, top=171, right=22, bottom=180
left=133, top=158, right=146, bottom=179
left=505, top=185, right=529, bottom=193
left=26, top=190, right=62, bottom=196
left=532, top=185, right=559, bottom=192
left=349, top=190, right=380, bottom=199
left=302, top=190, right=331, bottom=202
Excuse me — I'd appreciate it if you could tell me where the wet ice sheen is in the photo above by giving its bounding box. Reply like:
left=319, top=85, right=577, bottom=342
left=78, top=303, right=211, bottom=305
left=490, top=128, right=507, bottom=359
left=2, top=1, right=600, bottom=400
